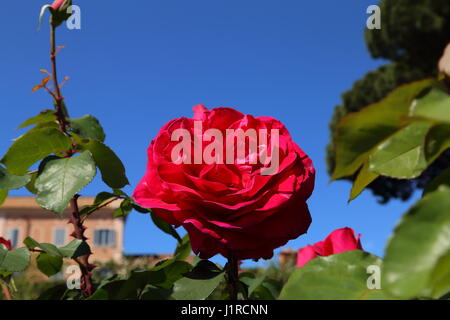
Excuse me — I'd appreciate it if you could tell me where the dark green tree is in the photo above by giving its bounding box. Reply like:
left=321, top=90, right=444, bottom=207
left=327, top=0, right=450, bottom=203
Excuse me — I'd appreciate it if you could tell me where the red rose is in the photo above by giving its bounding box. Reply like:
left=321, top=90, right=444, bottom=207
left=50, top=0, right=67, bottom=11
left=134, top=105, right=315, bottom=260
left=0, top=237, right=12, bottom=251
left=296, top=227, right=363, bottom=267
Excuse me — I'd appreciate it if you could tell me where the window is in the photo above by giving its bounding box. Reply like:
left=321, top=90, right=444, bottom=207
left=93, top=229, right=116, bottom=247
left=53, top=228, right=66, bottom=246
left=7, top=228, right=19, bottom=249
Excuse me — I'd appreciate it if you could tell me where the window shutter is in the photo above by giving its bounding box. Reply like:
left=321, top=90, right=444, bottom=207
left=109, top=230, right=116, bottom=247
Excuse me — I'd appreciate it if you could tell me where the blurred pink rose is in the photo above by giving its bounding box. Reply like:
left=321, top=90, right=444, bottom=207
left=0, top=237, right=12, bottom=251
left=439, top=43, right=450, bottom=76
left=296, top=227, right=362, bottom=267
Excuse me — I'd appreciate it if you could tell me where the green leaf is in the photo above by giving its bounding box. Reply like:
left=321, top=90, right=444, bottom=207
left=0, top=166, right=31, bottom=190
left=79, top=192, right=118, bottom=216
left=17, top=110, right=57, bottom=129
left=174, top=234, right=192, bottom=261
left=140, top=287, right=172, bottom=300
left=248, top=272, right=267, bottom=296
left=25, top=172, right=39, bottom=194
left=172, top=273, right=225, bottom=300
left=349, top=162, right=379, bottom=202
left=37, top=284, right=69, bottom=300
left=94, top=192, right=116, bottom=205
left=23, top=238, right=61, bottom=257
left=23, top=237, right=91, bottom=259
left=35, top=151, right=96, bottom=215
left=131, top=200, right=151, bottom=213
left=1, top=127, right=72, bottom=175
left=369, top=122, right=432, bottom=179
left=423, top=167, right=450, bottom=196
left=70, top=115, right=105, bottom=142
left=114, top=198, right=133, bottom=218
left=104, top=260, right=191, bottom=299
left=0, top=189, right=7, bottom=206
left=332, top=79, right=435, bottom=180
left=410, top=85, right=450, bottom=124
left=151, top=213, right=182, bottom=243
left=279, top=251, right=389, bottom=300
left=88, top=280, right=126, bottom=300
left=37, top=253, right=63, bottom=277
left=80, top=140, right=128, bottom=189
left=58, top=239, right=91, bottom=259
left=424, top=124, right=450, bottom=164
left=152, top=260, right=192, bottom=290
left=0, top=247, right=31, bottom=273
left=383, top=187, right=450, bottom=299
left=182, top=260, right=223, bottom=280
left=428, top=251, right=450, bottom=299
left=251, top=283, right=276, bottom=300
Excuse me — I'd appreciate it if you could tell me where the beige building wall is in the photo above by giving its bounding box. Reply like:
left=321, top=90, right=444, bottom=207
left=0, top=197, right=124, bottom=263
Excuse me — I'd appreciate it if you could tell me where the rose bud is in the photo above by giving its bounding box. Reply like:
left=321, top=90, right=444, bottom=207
left=134, top=105, right=315, bottom=261
left=296, top=227, right=363, bottom=267
left=51, top=0, right=67, bottom=11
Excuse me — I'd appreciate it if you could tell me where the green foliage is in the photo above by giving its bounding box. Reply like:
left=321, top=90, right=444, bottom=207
left=17, top=110, right=57, bottom=129
left=113, top=198, right=133, bottom=218
left=172, top=273, right=225, bottom=300
left=279, top=251, right=388, bottom=300
left=411, top=85, right=450, bottom=123
left=332, top=79, right=435, bottom=180
left=383, top=187, right=450, bottom=299
left=322, top=34, right=450, bottom=300
left=70, top=115, right=106, bottom=143
left=0, top=247, right=31, bottom=273
left=35, top=151, right=97, bottom=215
left=349, top=162, right=378, bottom=201
left=89, top=259, right=193, bottom=300
left=333, top=79, right=450, bottom=202
left=369, top=122, right=432, bottom=179
left=1, top=127, right=72, bottom=175
left=151, top=213, right=182, bottom=243
left=182, top=260, right=223, bottom=280
left=424, top=167, right=450, bottom=196
left=425, top=124, right=450, bottom=164
left=328, top=0, right=450, bottom=202
left=24, top=237, right=91, bottom=259
left=0, top=166, right=31, bottom=190
left=174, top=234, right=192, bottom=261
left=36, top=253, right=63, bottom=277
left=80, top=139, right=129, bottom=189
left=0, top=189, right=7, bottom=206
left=365, top=0, right=450, bottom=64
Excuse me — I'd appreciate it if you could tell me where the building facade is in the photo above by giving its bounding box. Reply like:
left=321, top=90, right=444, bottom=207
left=0, top=197, right=124, bottom=263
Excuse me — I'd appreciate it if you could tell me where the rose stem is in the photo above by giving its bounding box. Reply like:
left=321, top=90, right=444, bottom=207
left=70, top=195, right=95, bottom=297
left=226, top=253, right=239, bottom=300
left=49, top=22, right=94, bottom=298
left=1, top=282, right=13, bottom=300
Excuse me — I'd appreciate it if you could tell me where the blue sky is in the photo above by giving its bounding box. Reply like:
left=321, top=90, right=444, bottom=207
left=0, top=1, right=420, bottom=266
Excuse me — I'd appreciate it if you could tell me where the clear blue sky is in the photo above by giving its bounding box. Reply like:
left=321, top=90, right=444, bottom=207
left=0, top=1, right=420, bottom=266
